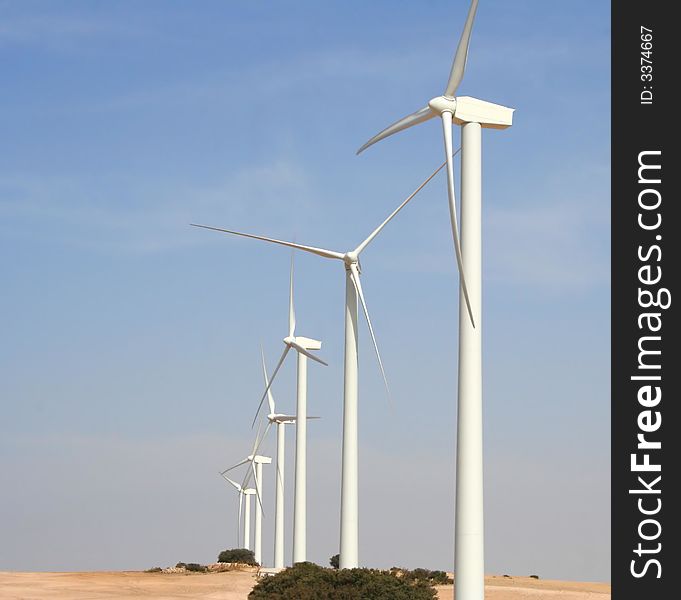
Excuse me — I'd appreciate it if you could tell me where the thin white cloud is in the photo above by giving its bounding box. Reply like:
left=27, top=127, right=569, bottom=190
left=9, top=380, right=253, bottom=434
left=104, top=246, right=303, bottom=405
left=0, top=159, right=315, bottom=254
left=84, top=29, right=609, bottom=117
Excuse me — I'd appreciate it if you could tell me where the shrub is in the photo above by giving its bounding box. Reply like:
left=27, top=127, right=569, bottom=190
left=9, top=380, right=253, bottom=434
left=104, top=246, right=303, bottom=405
left=218, top=548, right=258, bottom=566
left=185, top=563, right=207, bottom=572
left=329, top=554, right=340, bottom=569
left=175, top=562, right=186, bottom=569
left=409, top=569, right=451, bottom=585
left=390, top=567, right=453, bottom=585
left=530, top=574, right=539, bottom=579
left=145, top=567, right=162, bottom=573
left=427, top=570, right=450, bottom=585
left=249, top=562, right=437, bottom=599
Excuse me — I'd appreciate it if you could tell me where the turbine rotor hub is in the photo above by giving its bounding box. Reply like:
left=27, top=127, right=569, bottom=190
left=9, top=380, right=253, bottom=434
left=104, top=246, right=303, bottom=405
left=428, top=95, right=457, bottom=116
left=343, top=251, right=359, bottom=266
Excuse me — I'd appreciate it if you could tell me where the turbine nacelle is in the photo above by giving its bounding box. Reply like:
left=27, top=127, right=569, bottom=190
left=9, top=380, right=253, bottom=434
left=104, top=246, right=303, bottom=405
left=247, top=454, right=272, bottom=464
left=268, top=413, right=297, bottom=424
left=428, top=96, right=514, bottom=129
left=284, top=335, right=322, bottom=351
left=427, top=95, right=513, bottom=128
left=451, top=96, right=514, bottom=129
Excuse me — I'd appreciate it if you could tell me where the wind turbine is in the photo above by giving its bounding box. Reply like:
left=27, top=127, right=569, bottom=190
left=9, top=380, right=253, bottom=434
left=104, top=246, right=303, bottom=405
left=223, top=436, right=272, bottom=565
left=253, top=348, right=320, bottom=569
left=220, top=428, right=265, bottom=549
left=219, top=473, right=256, bottom=550
left=192, top=158, right=450, bottom=568
left=356, top=1, right=514, bottom=598
left=357, top=0, right=513, bottom=327
left=243, top=257, right=326, bottom=564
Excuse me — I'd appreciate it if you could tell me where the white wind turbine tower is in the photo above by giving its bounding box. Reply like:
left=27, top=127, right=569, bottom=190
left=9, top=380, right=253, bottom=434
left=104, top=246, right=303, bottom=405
left=357, top=1, right=514, bottom=598
left=254, top=348, right=320, bottom=569
left=251, top=455, right=272, bottom=566
left=219, top=474, right=256, bottom=550
left=192, top=158, right=450, bottom=568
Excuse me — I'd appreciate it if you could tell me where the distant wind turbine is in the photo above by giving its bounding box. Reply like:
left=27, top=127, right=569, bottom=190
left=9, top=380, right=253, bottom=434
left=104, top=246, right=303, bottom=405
left=252, top=347, right=320, bottom=568
left=222, top=431, right=272, bottom=565
left=192, top=157, right=450, bottom=568
left=219, top=474, right=256, bottom=550
left=244, top=255, right=326, bottom=564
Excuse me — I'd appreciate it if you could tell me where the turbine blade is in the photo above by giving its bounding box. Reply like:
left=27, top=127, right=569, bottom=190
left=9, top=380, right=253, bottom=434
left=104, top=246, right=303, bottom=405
left=250, top=417, right=264, bottom=457
left=221, top=473, right=242, bottom=491
left=441, top=112, right=475, bottom=327
left=237, top=421, right=262, bottom=493
left=222, top=458, right=249, bottom=473
left=356, top=106, right=434, bottom=155
left=355, top=155, right=457, bottom=255
left=252, top=462, right=264, bottom=514
left=274, top=415, right=319, bottom=421
left=348, top=264, right=390, bottom=398
left=252, top=345, right=290, bottom=428
left=444, top=0, right=480, bottom=97
left=190, top=224, right=344, bottom=260
left=290, top=340, right=328, bottom=366
left=241, top=465, right=253, bottom=490
left=289, top=251, right=296, bottom=338
left=276, top=455, right=284, bottom=494
left=251, top=422, right=273, bottom=470
left=260, top=346, right=276, bottom=415
left=241, top=420, right=273, bottom=491
left=250, top=419, right=262, bottom=462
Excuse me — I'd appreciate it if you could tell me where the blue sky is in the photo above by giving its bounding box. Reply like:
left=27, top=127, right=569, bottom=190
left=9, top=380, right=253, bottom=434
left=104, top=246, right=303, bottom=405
left=0, top=0, right=610, bottom=582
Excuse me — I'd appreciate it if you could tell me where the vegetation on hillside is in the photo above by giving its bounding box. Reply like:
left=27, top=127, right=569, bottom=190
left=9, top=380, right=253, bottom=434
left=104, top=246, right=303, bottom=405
left=218, top=548, right=259, bottom=566
left=249, top=562, right=438, bottom=599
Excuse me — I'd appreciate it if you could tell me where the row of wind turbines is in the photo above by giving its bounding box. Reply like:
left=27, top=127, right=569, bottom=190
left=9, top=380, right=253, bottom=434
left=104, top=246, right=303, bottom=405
left=218, top=256, right=325, bottom=569
left=194, top=2, right=513, bottom=598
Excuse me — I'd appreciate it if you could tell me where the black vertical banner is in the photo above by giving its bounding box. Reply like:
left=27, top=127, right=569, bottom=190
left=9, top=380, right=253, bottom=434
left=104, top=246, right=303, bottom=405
left=612, top=2, right=679, bottom=599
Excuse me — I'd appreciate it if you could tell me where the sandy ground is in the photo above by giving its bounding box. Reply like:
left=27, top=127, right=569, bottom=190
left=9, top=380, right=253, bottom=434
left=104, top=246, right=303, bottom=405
left=0, top=571, right=611, bottom=599
left=437, top=576, right=611, bottom=599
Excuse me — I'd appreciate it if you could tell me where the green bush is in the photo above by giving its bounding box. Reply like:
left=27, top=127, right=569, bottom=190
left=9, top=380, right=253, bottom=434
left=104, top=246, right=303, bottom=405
left=429, top=571, right=451, bottom=585
left=173, top=562, right=207, bottom=572
left=405, top=568, right=452, bottom=585
left=217, top=548, right=258, bottom=565
left=249, top=562, right=437, bottom=599
left=145, top=567, right=162, bottom=573
left=329, top=554, right=340, bottom=569
left=389, top=567, right=452, bottom=585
